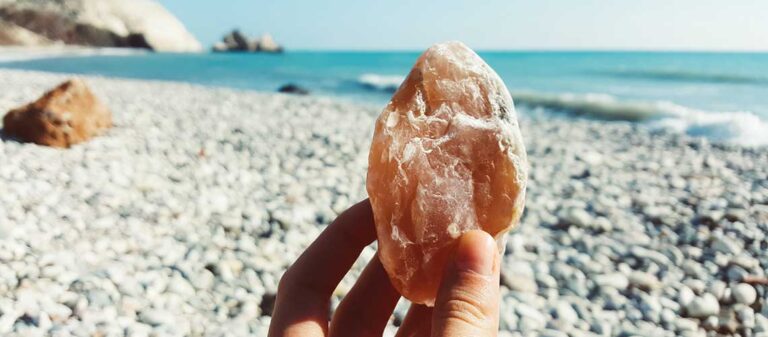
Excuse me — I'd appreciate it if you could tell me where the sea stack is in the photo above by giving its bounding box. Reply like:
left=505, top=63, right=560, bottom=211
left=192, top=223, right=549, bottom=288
left=213, top=30, right=284, bottom=53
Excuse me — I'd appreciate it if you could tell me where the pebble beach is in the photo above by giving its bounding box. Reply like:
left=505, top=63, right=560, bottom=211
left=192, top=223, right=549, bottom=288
left=0, top=68, right=766, bottom=337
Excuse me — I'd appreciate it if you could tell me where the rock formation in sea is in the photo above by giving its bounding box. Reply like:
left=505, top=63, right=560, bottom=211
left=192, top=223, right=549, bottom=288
left=0, top=0, right=202, bottom=52
left=213, top=29, right=283, bottom=53
left=277, top=84, right=309, bottom=95
left=2, top=79, right=112, bottom=147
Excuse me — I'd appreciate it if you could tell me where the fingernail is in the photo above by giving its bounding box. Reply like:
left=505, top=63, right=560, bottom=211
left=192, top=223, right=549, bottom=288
left=455, top=230, right=496, bottom=275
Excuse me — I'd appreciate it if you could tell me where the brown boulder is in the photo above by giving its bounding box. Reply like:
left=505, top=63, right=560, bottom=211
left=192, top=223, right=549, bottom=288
left=2, top=79, right=112, bottom=148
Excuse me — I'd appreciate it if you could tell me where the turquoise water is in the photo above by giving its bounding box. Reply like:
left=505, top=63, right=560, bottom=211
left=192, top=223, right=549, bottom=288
left=1, top=51, right=767, bottom=145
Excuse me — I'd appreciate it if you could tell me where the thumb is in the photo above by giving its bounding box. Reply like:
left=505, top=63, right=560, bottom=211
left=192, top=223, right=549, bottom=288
left=432, top=230, right=500, bottom=337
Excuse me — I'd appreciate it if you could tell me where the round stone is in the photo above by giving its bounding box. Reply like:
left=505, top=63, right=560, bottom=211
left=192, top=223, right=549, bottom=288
left=732, top=283, right=757, bottom=305
left=685, top=293, right=720, bottom=318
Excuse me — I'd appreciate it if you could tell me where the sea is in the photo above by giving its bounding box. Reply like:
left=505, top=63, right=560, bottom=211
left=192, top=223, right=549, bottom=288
left=1, top=50, right=767, bottom=146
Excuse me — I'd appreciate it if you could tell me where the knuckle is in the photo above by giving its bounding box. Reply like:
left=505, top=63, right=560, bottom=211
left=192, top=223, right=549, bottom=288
left=276, top=266, right=324, bottom=300
left=276, top=266, right=303, bottom=297
left=276, top=270, right=292, bottom=294
left=436, top=287, right=489, bottom=327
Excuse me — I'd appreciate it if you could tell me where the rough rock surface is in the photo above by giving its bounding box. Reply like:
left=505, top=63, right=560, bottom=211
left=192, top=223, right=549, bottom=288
left=0, top=20, right=49, bottom=45
left=367, top=42, right=528, bottom=306
left=0, top=0, right=201, bottom=52
left=2, top=78, right=112, bottom=147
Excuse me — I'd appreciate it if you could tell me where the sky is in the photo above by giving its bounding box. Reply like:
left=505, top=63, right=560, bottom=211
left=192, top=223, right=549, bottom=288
left=159, top=0, right=768, bottom=51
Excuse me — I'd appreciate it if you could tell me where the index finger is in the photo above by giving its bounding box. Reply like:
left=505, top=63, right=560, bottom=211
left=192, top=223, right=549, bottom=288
left=269, top=199, right=377, bottom=337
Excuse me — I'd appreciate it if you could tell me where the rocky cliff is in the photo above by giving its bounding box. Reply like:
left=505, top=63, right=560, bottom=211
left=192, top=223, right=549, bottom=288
left=0, top=0, right=201, bottom=52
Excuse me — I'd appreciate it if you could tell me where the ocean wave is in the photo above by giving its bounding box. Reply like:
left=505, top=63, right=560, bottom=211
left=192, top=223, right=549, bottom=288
left=357, top=73, right=404, bottom=92
left=353, top=74, right=768, bottom=146
left=602, top=69, right=768, bottom=85
left=511, top=91, right=768, bottom=146
left=651, top=108, right=768, bottom=147
left=511, top=92, right=664, bottom=121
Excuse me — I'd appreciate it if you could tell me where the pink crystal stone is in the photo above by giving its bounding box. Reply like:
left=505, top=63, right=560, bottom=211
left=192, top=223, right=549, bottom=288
left=366, top=41, right=528, bottom=306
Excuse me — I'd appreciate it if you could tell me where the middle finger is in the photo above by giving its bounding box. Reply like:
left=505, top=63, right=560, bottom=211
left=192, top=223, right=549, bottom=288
left=329, top=255, right=401, bottom=337
left=394, top=304, right=433, bottom=337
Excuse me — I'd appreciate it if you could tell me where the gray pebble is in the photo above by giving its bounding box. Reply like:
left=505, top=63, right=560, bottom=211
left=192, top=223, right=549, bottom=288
left=685, top=293, right=720, bottom=318
left=731, top=283, right=757, bottom=305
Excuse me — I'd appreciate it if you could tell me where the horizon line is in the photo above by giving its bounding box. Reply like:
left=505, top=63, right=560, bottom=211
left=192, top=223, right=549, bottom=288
left=260, top=47, right=768, bottom=54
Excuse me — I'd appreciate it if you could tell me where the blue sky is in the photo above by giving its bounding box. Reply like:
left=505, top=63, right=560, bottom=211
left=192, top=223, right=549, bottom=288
left=160, top=0, right=768, bottom=51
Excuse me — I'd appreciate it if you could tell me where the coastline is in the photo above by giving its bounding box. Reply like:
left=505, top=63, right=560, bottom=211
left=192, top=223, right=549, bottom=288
left=3, top=50, right=767, bottom=147
left=0, top=46, right=149, bottom=63
left=0, top=69, right=766, bottom=335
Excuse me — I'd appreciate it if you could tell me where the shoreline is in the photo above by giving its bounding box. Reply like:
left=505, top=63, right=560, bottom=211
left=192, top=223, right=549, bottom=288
left=0, top=69, right=766, bottom=336
left=0, top=66, right=383, bottom=109
left=3, top=54, right=766, bottom=148
left=0, top=46, right=148, bottom=63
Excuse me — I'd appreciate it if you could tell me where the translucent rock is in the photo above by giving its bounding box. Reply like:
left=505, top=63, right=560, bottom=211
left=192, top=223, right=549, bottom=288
left=366, top=41, right=528, bottom=306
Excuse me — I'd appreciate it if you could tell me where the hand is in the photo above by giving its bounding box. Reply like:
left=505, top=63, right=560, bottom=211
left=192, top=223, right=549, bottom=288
left=268, top=199, right=501, bottom=337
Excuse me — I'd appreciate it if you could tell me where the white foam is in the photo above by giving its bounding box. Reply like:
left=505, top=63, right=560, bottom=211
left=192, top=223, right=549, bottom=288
left=357, top=73, right=405, bottom=92
left=511, top=91, right=768, bottom=146
left=653, top=108, right=768, bottom=147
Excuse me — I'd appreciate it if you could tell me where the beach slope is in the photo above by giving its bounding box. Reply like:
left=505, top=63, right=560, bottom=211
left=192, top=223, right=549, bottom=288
left=0, top=69, right=766, bottom=336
